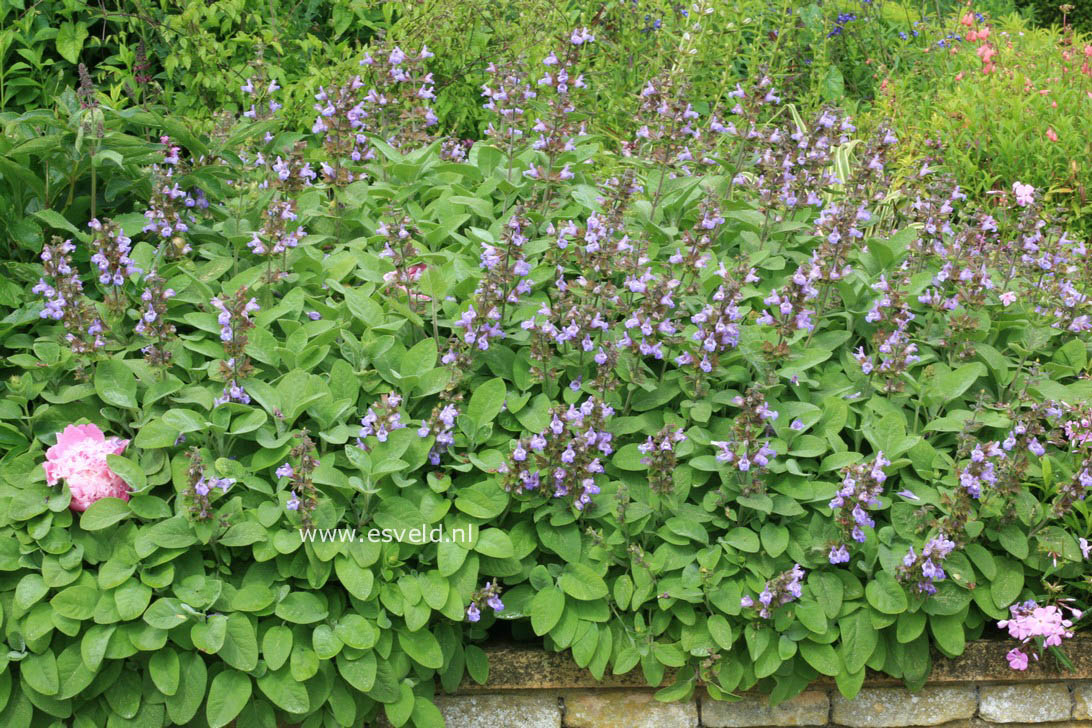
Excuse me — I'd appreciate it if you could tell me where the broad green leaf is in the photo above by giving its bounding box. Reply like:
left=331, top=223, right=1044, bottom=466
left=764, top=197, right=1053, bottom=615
left=810, top=572, right=844, bottom=619
left=80, top=498, right=132, bottom=530
left=105, top=454, right=147, bottom=491
left=865, top=572, right=907, bottom=615
left=262, top=625, right=292, bottom=671
left=839, top=609, right=877, bottom=674
left=398, top=628, right=443, bottom=669
left=219, top=613, right=259, bottom=671
left=20, top=651, right=59, bottom=695
left=95, top=360, right=137, bottom=408
left=990, top=558, right=1024, bottom=610
left=707, top=615, right=734, bottom=650
left=473, top=529, right=513, bottom=558
left=274, top=592, right=328, bottom=623
left=149, top=648, right=180, bottom=696
left=560, top=563, right=608, bottom=601
left=930, top=613, right=966, bottom=656
left=799, top=640, right=841, bottom=677
left=257, top=666, right=310, bottom=714
left=55, top=22, right=89, bottom=64
left=530, top=587, right=565, bottom=636
left=206, top=670, right=251, bottom=728
left=465, top=377, right=506, bottom=429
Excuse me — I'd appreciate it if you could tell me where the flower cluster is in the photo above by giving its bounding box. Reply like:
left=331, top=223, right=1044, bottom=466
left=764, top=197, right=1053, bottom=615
left=854, top=302, right=920, bottom=392
left=33, top=237, right=106, bottom=354
left=466, top=580, right=504, bottom=622
left=211, top=289, right=260, bottom=405
left=637, top=426, right=687, bottom=494
left=42, top=424, right=130, bottom=512
left=377, top=214, right=429, bottom=311
left=249, top=199, right=306, bottom=281
left=722, top=75, right=783, bottom=148
left=252, top=143, right=317, bottom=192
left=898, top=534, right=956, bottom=595
left=828, top=12, right=857, bottom=38
left=741, top=564, right=805, bottom=619
left=710, top=387, right=778, bottom=486
left=311, top=79, right=371, bottom=185
left=828, top=452, right=889, bottom=563
left=184, top=448, right=233, bottom=521
left=281, top=430, right=321, bottom=527
left=240, top=71, right=283, bottom=121
left=142, top=135, right=206, bottom=256
left=135, top=270, right=177, bottom=365
left=756, top=260, right=821, bottom=347
left=749, top=105, right=847, bottom=212
left=523, top=31, right=594, bottom=183
left=481, top=60, right=536, bottom=144
left=418, top=401, right=459, bottom=465
left=88, top=218, right=139, bottom=285
left=617, top=265, right=681, bottom=362
left=999, top=599, right=1080, bottom=670
left=500, top=397, right=613, bottom=511
left=443, top=215, right=534, bottom=366
left=628, top=73, right=711, bottom=174
left=677, top=261, right=753, bottom=377
left=359, top=44, right=439, bottom=150
left=955, top=440, right=1006, bottom=499
left=357, top=393, right=408, bottom=449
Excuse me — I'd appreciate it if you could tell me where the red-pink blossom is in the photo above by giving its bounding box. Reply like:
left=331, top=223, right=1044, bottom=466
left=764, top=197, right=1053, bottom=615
left=43, top=424, right=131, bottom=511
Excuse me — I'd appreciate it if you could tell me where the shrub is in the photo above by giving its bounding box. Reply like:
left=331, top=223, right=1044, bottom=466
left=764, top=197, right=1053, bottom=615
left=867, top=7, right=1092, bottom=230
left=1, top=18, right=1091, bottom=728
left=1015, top=0, right=1092, bottom=32
left=0, top=0, right=381, bottom=123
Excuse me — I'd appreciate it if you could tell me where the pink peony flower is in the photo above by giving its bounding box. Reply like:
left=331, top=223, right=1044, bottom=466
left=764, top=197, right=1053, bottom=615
left=1006, top=648, right=1028, bottom=670
left=43, top=424, right=131, bottom=511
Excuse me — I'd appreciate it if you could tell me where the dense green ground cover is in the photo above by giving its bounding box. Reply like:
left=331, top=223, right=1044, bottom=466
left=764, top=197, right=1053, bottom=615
left=1, top=1, right=1091, bottom=727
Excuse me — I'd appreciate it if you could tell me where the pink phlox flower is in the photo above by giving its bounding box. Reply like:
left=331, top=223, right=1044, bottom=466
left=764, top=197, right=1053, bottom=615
left=1006, top=648, right=1028, bottom=670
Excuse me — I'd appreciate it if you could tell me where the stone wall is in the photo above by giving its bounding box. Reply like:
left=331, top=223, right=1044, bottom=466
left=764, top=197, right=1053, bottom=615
left=414, top=640, right=1092, bottom=728
left=428, top=683, right=1092, bottom=728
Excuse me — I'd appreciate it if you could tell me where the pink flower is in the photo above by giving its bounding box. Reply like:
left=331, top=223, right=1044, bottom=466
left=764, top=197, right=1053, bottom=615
left=1046, top=127, right=1059, bottom=142
left=43, top=424, right=131, bottom=511
left=1000, top=291, right=1017, bottom=306
left=1012, top=181, right=1036, bottom=207
left=1006, top=648, right=1028, bottom=670
left=960, top=12, right=975, bottom=27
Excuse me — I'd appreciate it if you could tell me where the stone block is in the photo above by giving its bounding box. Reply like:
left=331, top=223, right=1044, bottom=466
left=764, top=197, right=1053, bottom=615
left=1072, top=683, right=1092, bottom=720
left=433, top=694, right=561, bottom=728
left=701, top=690, right=830, bottom=726
left=832, top=687, right=977, bottom=727
left=563, top=691, right=697, bottom=728
left=979, top=684, right=1072, bottom=723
